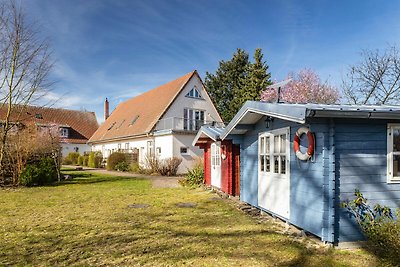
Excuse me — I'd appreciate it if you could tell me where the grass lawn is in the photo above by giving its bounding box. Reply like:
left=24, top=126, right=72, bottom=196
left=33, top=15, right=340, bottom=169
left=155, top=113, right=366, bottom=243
left=0, top=171, right=388, bottom=266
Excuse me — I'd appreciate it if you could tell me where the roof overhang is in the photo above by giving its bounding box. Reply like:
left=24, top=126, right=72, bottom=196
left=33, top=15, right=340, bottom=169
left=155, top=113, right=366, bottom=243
left=221, top=101, right=306, bottom=140
left=192, top=126, right=225, bottom=146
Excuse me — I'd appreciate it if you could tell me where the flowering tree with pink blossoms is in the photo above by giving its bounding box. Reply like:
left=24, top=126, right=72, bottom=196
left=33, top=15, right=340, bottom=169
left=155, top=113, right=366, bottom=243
left=260, top=69, right=340, bottom=104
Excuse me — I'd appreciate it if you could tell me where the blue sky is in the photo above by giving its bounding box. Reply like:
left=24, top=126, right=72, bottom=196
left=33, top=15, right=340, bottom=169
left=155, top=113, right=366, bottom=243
left=25, top=0, right=400, bottom=122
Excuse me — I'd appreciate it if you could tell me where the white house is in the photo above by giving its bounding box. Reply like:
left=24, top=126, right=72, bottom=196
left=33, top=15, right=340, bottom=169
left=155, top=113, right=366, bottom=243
left=0, top=105, right=99, bottom=157
left=88, top=70, right=223, bottom=173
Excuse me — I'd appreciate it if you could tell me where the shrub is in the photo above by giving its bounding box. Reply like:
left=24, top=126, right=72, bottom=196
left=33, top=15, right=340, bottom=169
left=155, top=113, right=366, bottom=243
left=144, top=155, right=160, bottom=174
left=82, top=154, right=89, bottom=166
left=63, top=152, right=80, bottom=165
left=107, top=152, right=127, bottom=170
left=19, top=164, right=38, bottom=187
left=159, top=157, right=182, bottom=176
left=115, top=161, right=131, bottom=172
left=88, top=151, right=103, bottom=168
left=62, top=157, right=72, bottom=165
left=179, top=161, right=204, bottom=187
left=130, top=162, right=142, bottom=173
left=342, top=190, right=400, bottom=265
left=20, top=157, right=58, bottom=187
left=77, top=155, right=84, bottom=166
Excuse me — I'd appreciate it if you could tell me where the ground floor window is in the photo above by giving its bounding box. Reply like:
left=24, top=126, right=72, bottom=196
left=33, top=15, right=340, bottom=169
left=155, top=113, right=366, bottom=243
left=388, top=124, right=400, bottom=183
left=147, top=141, right=154, bottom=157
left=180, top=147, right=189, bottom=155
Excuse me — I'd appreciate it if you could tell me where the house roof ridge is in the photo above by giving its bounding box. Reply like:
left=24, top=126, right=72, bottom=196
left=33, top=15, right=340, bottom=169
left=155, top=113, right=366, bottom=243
left=88, top=70, right=197, bottom=143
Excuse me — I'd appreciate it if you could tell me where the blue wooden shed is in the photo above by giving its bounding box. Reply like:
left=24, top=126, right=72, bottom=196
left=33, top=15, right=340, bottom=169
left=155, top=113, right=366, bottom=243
left=219, top=101, right=400, bottom=245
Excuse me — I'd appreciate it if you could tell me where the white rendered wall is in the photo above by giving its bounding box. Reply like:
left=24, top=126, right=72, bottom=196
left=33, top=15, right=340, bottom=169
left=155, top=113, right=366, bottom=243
left=154, top=135, right=174, bottom=159
left=173, top=134, right=203, bottom=174
left=160, top=74, right=222, bottom=124
left=61, top=143, right=91, bottom=158
left=91, top=137, right=152, bottom=165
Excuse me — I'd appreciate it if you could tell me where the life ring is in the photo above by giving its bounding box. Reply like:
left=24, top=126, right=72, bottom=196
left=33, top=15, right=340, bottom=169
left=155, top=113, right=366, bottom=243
left=293, top=127, right=315, bottom=161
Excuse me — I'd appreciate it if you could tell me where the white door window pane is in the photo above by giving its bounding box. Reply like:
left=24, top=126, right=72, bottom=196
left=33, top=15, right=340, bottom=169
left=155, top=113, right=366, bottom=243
left=394, top=155, right=400, bottom=177
left=394, top=129, right=400, bottom=152
left=280, top=135, right=286, bottom=153
left=281, top=156, right=286, bottom=174
left=260, top=137, right=265, bottom=154
left=274, top=136, right=279, bottom=153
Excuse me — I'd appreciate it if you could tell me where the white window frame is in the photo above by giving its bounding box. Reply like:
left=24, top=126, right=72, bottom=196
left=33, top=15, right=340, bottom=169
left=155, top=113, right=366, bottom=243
left=147, top=141, right=154, bottom=157
left=185, top=86, right=202, bottom=99
left=387, top=124, right=400, bottom=183
left=211, top=142, right=221, bottom=167
left=60, top=128, right=69, bottom=138
left=183, top=108, right=205, bottom=131
left=180, top=147, right=189, bottom=155
left=259, top=127, right=289, bottom=176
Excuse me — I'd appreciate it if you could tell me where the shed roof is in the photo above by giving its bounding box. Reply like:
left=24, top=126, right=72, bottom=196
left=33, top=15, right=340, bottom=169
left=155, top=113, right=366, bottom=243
left=89, top=70, right=197, bottom=143
left=192, top=125, right=225, bottom=146
left=221, top=101, right=400, bottom=139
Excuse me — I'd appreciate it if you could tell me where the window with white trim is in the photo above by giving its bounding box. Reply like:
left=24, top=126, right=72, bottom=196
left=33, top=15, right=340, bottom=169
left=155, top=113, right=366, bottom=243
left=387, top=124, right=400, bottom=183
left=147, top=141, right=154, bottom=156
left=185, top=86, right=202, bottom=99
left=180, top=147, right=189, bottom=155
left=259, top=129, right=288, bottom=175
left=183, top=108, right=205, bottom=131
left=60, top=128, right=69, bottom=138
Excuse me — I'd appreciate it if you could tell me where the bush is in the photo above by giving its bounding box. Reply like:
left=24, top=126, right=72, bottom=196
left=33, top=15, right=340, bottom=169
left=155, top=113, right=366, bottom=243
left=20, top=157, right=58, bottom=187
left=115, top=161, right=131, bottom=172
left=179, top=161, right=204, bottom=187
left=88, top=151, right=103, bottom=168
left=130, top=162, right=142, bottom=173
left=159, top=157, right=182, bottom=176
left=77, top=155, right=84, bottom=166
left=342, top=190, right=400, bottom=265
left=82, top=154, right=89, bottom=166
left=63, top=152, right=80, bottom=165
left=144, top=155, right=160, bottom=174
left=107, top=152, right=127, bottom=171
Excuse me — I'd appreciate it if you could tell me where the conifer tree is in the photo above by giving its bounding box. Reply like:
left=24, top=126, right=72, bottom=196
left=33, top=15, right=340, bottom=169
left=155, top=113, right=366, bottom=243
left=205, top=48, right=249, bottom=123
left=205, top=48, right=271, bottom=123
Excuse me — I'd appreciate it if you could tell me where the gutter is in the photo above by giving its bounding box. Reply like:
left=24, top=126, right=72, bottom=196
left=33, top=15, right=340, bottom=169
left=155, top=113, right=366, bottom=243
left=87, top=132, right=151, bottom=145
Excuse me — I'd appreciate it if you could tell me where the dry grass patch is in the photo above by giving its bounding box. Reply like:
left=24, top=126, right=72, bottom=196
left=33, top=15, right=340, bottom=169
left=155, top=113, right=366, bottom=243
left=0, top=171, right=388, bottom=266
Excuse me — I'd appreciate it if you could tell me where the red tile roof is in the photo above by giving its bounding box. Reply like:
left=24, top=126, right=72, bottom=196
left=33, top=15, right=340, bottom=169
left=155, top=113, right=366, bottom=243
left=0, top=104, right=99, bottom=144
left=89, top=70, right=196, bottom=143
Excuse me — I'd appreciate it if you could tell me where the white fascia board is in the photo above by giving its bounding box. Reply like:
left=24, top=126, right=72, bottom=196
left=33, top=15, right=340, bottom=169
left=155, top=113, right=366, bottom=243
left=192, top=128, right=217, bottom=146
left=221, top=107, right=305, bottom=140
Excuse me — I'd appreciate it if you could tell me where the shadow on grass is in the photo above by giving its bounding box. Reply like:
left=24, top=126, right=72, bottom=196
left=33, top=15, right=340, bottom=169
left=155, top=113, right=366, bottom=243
left=55, top=172, right=147, bottom=186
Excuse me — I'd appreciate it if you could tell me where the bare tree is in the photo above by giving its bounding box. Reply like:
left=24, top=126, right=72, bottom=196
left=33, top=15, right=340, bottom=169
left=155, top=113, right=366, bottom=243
left=343, top=45, right=400, bottom=105
left=0, top=1, right=53, bottom=184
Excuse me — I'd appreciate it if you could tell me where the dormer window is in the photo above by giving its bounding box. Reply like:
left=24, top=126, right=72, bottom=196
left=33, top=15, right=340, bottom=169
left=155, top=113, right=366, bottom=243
left=60, top=128, right=69, bottom=138
left=35, top=113, right=43, bottom=119
left=185, top=86, right=202, bottom=99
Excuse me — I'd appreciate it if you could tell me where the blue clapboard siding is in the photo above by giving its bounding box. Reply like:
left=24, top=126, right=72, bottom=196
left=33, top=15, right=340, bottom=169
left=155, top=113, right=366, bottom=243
left=240, top=130, right=258, bottom=206
left=335, top=119, right=400, bottom=243
left=290, top=119, right=331, bottom=240
left=239, top=116, right=332, bottom=241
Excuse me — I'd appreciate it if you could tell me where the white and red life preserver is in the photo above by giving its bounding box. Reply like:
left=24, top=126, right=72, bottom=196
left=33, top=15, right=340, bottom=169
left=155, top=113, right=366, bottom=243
left=293, top=127, right=315, bottom=161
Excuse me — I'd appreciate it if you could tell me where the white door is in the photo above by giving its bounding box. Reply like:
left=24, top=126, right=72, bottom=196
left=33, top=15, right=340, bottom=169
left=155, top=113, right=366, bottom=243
left=211, top=142, right=221, bottom=188
left=258, top=127, right=290, bottom=219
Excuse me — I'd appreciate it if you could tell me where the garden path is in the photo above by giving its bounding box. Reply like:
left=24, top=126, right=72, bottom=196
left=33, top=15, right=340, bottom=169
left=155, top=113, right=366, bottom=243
left=62, top=165, right=181, bottom=188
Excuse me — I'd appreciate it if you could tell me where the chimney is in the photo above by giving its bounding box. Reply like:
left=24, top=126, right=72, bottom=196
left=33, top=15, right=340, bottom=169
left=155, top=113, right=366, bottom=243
left=104, top=98, right=109, bottom=121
